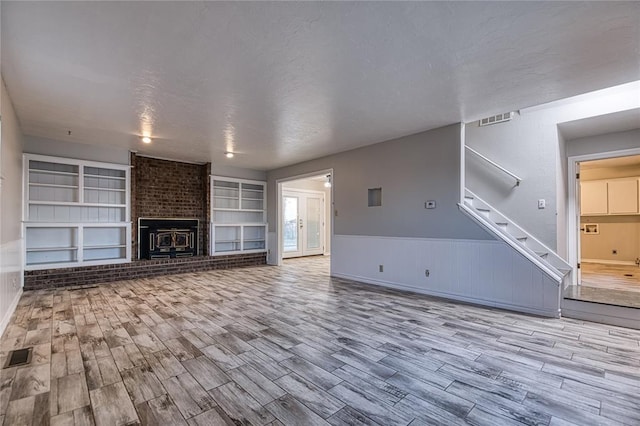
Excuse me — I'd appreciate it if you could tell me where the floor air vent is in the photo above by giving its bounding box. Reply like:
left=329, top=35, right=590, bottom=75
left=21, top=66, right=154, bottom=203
left=3, top=347, right=33, bottom=368
left=479, top=112, right=513, bottom=126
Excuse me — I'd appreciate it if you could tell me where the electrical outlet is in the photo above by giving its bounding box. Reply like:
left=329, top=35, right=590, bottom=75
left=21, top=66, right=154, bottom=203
left=538, top=199, right=546, bottom=209
left=425, top=200, right=436, bottom=209
left=379, top=265, right=384, bottom=273
left=425, top=269, right=430, bottom=277
left=612, top=249, right=617, bottom=255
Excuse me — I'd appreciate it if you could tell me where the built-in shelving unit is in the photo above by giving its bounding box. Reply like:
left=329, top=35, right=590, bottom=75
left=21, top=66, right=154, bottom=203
left=23, top=154, right=131, bottom=270
left=211, top=176, right=267, bottom=255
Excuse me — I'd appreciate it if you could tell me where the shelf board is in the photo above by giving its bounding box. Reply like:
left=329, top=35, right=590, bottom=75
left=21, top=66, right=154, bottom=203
left=84, top=174, right=125, bottom=180
left=28, top=201, right=126, bottom=207
left=212, top=208, right=265, bottom=212
left=29, top=183, right=79, bottom=189
left=27, top=246, right=78, bottom=252
left=29, top=169, right=78, bottom=177
left=243, top=239, right=265, bottom=242
left=215, top=239, right=241, bottom=243
left=84, top=187, right=126, bottom=192
left=214, top=195, right=238, bottom=199
left=84, top=245, right=126, bottom=250
left=241, top=197, right=264, bottom=201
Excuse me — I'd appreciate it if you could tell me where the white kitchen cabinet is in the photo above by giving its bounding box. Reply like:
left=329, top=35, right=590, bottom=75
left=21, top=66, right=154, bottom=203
left=581, top=181, right=608, bottom=215
left=607, top=179, right=638, bottom=214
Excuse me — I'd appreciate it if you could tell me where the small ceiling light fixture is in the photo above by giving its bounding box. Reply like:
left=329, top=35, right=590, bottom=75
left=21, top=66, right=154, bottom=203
left=141, top=136, right=152, bottom=144
left=324, top=174, right=332, bottom=188
left=225, top=152, right=234, bottom=159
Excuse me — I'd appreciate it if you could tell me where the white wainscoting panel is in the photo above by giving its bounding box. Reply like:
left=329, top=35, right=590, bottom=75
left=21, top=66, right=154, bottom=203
left=331, top=235, right=561, bottom=317
left=1, top=239, right=24, bottom=338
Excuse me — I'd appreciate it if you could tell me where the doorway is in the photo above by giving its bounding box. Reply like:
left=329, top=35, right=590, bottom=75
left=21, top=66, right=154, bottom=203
left=283, top=190, right=325, bottom=258
left=568, top=150, right=640, bottom=307
left=278, top=172, right=332, bottom=262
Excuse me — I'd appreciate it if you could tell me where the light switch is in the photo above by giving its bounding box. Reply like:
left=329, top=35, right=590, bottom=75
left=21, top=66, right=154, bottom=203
left=538, top=199, right=546, bottom=209
left=425, top=200, right=436, bottom=209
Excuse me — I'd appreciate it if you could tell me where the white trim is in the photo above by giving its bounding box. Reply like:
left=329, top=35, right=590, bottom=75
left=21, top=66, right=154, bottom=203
left=460, top=122, right=466, bottom=204
left=332, top=272, right=559, bottom=318
left=567, top=146, right=640, bottom=286
left=0, top=288, right=23, bottom=338
left=333, top=233, right=502, bottom=245
left=465, top=146, right=522, bottom=186
left=581, top=259, right=637, bottom=266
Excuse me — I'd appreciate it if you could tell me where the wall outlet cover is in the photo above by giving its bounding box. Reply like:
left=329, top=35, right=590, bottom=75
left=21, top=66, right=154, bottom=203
left=425, top=200, right=436, bottom=209
left=538, top=199, right=546, bottom=209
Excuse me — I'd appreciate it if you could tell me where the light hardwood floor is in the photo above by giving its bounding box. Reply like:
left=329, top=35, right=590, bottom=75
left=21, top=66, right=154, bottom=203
left=1, top=256, right=639, bottom=425
left=581, top=262, right=640, bottom=293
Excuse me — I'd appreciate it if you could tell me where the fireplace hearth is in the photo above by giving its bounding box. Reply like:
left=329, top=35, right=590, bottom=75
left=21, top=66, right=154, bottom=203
left=139, top=218, right=199, bottom=259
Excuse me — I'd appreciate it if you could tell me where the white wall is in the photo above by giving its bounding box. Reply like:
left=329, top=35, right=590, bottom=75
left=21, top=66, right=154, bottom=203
left=1, top=78, right=25, bottom=337
left=465, top=83, right=640, bottom=252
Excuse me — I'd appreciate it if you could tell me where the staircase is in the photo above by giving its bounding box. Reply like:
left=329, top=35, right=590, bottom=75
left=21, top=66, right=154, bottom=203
left=459, top=189, right=572, bottom=288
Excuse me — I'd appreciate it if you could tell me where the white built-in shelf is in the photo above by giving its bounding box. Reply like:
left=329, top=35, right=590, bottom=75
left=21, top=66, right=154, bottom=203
left=24, top=154, right=132, bottom=270
left=211, top=176, right=267, bottom=255
left=26, top=246, right=78, bottom=252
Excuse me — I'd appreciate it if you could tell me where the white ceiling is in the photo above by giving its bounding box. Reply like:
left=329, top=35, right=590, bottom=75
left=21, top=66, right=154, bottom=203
left=2, top=2, right=639, bottom=170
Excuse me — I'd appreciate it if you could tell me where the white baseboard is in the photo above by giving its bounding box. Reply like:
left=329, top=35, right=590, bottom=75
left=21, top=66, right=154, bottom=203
left=582, top=259, right=637, bottom=266
left=332, top=272, right=560, bottom=318
left=0, top=288, right=23, bottom=339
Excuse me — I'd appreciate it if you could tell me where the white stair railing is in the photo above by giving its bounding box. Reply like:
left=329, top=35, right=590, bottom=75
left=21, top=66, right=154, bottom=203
left=465, top=145, right=522, bottom=186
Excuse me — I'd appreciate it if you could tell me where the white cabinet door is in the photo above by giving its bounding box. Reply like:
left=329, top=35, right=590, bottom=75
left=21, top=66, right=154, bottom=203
left=580, top=181, right=608, bottom=215
left=608, top=179, right=639, bottom=214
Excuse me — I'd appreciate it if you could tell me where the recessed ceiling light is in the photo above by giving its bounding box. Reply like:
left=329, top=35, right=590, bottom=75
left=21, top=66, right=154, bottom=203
left=225, top=152, right=234, bottom=158
left=141, top=136, right=152, bottom=144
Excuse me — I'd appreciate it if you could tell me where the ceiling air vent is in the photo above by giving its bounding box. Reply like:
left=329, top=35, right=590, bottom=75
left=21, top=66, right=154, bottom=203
left=479, top=112, right=513, bottom=126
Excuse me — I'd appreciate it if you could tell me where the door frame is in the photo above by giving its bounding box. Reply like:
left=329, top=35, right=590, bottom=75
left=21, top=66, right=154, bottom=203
left=567, top=147, right=640, bottom=286
left=282, top=188, right=326, bottom=259
left=276, top=168, right=333, bottom=267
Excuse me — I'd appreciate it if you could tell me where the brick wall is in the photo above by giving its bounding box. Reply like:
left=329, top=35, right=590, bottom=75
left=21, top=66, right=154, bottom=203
left=24, top=253, right=267, bottom=290
left=132, top=154, right=210, bottom=258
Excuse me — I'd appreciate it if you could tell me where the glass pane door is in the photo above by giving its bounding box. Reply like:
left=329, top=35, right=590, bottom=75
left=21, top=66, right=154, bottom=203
left=283, top=196, right=299, bottom=253
left=306, top=196, right=322, bottom=250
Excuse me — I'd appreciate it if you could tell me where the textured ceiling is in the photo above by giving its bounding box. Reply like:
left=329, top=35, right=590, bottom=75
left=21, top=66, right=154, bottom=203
left=2, top=1, right=639, bottom=170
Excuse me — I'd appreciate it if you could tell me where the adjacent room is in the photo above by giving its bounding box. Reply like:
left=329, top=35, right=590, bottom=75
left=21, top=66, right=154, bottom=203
left=1, top=2, right=639, bottom=426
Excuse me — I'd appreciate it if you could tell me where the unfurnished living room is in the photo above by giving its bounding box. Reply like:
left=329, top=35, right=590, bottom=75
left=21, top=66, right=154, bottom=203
left=1, top=2, right=639, bottom=425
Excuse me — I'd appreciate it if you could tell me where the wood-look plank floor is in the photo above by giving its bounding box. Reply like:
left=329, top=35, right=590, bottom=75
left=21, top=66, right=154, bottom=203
left=2, top=256, right=640, bottom=426
left=581, top=262, right=640, bottom=293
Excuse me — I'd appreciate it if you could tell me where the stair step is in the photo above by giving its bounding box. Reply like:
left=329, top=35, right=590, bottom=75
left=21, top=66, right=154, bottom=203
left=535, top=251, right=549, bottom=258
left=516, top=236, right=527, bottom=243
left=496, top=222, right=508, bottom=227
left=558, top=267, right=572, bottom=276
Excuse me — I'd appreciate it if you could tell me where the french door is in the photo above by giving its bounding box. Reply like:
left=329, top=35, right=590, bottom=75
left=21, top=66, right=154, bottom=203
left=282, top=190, right=324, bottom=258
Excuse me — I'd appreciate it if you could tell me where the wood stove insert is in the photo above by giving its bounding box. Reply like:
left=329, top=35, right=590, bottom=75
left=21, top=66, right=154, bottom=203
left=139, top=218, right=198, bottom=259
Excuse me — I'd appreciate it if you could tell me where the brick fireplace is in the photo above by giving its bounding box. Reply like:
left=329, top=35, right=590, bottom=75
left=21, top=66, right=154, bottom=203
left=130, top=154, right=211, bottom=259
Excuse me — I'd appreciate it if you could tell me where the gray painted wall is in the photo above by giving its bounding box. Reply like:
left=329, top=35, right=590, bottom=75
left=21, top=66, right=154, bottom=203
left=25, top=135, right=130, bottom=164
left=267, top=123, right=491, bottom=247
left=567, top=129, right=640, bottom=158
left=211, top=164, right=266, bottom=182
left=1, top=77, right=25, bottom=334
left=465, top=93, right=640, bottom=252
